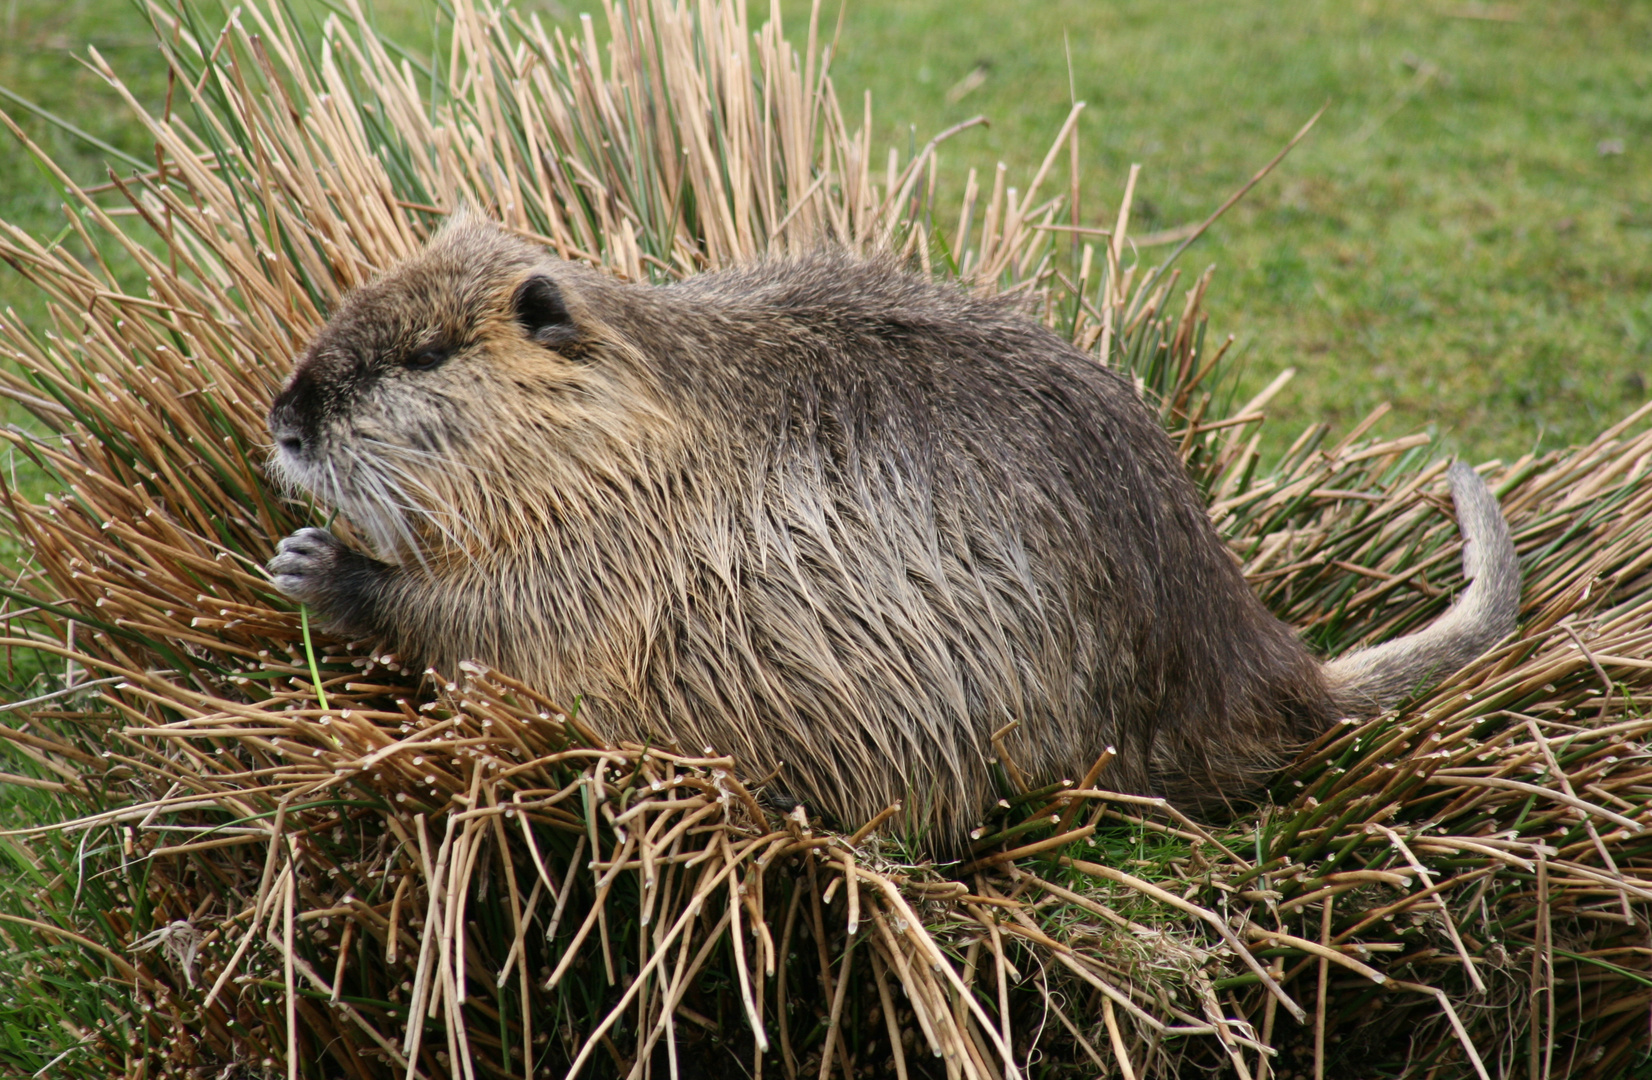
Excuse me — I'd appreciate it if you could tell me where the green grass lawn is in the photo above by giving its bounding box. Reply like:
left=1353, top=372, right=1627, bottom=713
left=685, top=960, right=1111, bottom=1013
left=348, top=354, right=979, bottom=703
left=812, top=0, right=1652, bottom=463
left=2, top=0, right=1649, bottom=465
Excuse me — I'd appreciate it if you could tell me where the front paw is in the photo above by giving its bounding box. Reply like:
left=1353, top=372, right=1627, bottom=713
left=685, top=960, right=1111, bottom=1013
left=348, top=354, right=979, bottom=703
left=268, top=527, right=351, bottom=607
left=267, top=528, right=388, bottom=638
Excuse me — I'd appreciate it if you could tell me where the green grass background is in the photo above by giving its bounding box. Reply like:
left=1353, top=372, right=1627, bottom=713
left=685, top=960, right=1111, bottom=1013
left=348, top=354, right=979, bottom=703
left=1, top=0, right=1649, bottom=465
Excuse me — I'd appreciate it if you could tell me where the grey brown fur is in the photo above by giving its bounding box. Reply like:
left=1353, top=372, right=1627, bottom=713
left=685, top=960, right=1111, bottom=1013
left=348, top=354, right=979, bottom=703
left=267, top=215, right=1520, bottom=850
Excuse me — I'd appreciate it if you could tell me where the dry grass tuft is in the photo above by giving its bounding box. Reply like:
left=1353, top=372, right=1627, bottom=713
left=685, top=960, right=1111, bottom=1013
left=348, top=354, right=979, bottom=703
left=0, top=1, right=1649, bottom=1078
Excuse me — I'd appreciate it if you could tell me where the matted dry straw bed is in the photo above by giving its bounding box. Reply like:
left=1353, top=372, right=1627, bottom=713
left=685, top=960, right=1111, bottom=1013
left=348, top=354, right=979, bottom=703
left=0, top=2, right=1649, bottom=1078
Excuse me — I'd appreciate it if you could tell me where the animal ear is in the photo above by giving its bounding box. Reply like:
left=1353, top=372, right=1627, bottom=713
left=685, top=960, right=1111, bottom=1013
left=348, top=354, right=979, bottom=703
left=512, top=275, right=575, bottom=344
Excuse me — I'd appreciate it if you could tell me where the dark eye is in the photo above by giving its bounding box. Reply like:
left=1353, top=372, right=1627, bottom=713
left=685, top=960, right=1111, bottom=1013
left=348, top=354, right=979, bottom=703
left=404, top=347, right=450, bottom=371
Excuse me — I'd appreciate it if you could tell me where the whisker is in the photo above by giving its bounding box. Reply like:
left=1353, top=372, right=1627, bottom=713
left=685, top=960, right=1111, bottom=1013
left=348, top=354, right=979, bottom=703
left=342, top=443, right=495, bottom=575
left=344, top=446, right=429, bottom=567
left=358, top=444, right=492, bottom=553
left=360, top=437, right=499, bottom=478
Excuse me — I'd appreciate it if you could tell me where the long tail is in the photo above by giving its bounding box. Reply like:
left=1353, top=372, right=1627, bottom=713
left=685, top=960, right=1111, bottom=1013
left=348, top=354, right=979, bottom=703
left=1323, top=462, right=1521, bottom=714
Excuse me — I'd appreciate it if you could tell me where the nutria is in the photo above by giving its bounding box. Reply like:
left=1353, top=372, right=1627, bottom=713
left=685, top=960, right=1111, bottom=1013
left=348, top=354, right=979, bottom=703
left=265, top=214, right=1520, bottom=849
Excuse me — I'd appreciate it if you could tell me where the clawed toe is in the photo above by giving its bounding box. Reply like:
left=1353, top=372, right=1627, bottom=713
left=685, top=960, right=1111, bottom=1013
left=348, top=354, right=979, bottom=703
left=267, top=528, right=341, bottom=603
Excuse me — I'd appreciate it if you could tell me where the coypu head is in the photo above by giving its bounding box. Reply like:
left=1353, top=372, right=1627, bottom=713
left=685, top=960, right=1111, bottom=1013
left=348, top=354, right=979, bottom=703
left=268, top=215, right=671, bottom=564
